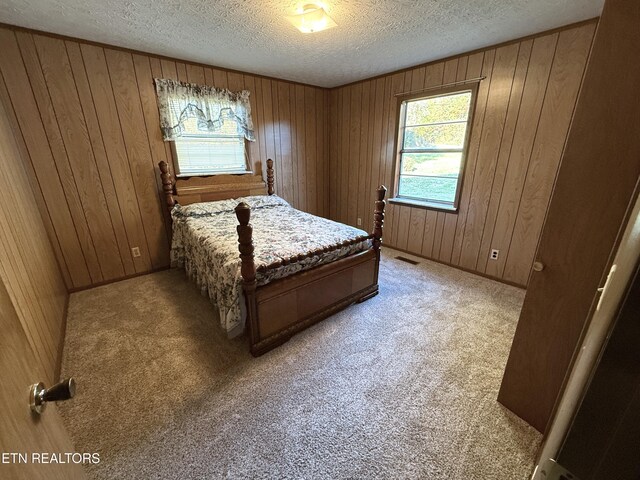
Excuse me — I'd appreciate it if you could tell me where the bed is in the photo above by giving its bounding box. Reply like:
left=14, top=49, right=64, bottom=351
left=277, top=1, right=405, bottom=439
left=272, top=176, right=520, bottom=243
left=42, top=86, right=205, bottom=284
left=158, top=159, right=386, bottom=356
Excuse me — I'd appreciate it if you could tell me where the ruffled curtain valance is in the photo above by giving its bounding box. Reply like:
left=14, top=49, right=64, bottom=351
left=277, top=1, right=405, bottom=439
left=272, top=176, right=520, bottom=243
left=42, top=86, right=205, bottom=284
left=154, top=78, right=255, bottom=141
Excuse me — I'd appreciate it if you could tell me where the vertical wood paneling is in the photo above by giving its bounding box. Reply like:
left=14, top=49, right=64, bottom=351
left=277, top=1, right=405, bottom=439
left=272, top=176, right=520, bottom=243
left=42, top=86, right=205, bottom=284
left=287, top=84, right=299, bottom=207
left=270, top=81, right=284, bottom=199
left=0, top=98, right=68, bottom=384
left=476, top=40, right=532, bottom=273
left=241, top=75, right=262, bottom=175
left=438, top=56, right=469, bottom=264
left=81, top=44, right=154, bottom=274
left=260, top=78, right=277, bottom=189
left=0, top=22, right=595, bottom=291
left=250, top=75, right=267, bottom=176
left=294, top=84, right=307, bottom=211
left=361, top=82, right=374, bottom=232
left=0, top=26, right=329, bottom=289
left=328, top=88, right=339, bottom=219
left=367, top=78, right=385, bottom=233
left=33, top=36, right=124, bottom=281
left=450, top=51, right=489, bottom=265
left=66, top=41, right=137, bottom=277
left=385, top=73, right=408, bottom=248
left=395, top=73, right=413, bottom=251
left=104, top=49, right=170, bottom=269
left=356, top=81, right=371, bottom=229
left=305, top=86, right=318, bottom=215
left=212, top=68, right=228, bottom=88
left=502, top=23, right=595, bottom=285
left=317, top=88, right=328, bottom=217
left=18, top=33, right=107, bottom=285
left=339, top=87, right=350, bottom=224
left=185, top=64, right=205, bottom=84
left=0, top=76, right=72, bottom=288
left=175, top=63, right=188, bottom=82
left=328, top=22, right=596, bottom=286
left=227, top=72, right=244, bottom=91
left=0, top=30, right=94, bottom=287
left=347, top=83, right=362, bottom=227
left=498, top=0, right=637, bottom=432
left=132, top=54, right=174, bottom=241
left=275, top=81, right=293, bottom=204
left=378, top=76, right=395, bottom=245
left=160, top=59, right=178, bottom=80
left=483, top=34, right=559, bottom=279
left=458, top=43, right=519, bottom=270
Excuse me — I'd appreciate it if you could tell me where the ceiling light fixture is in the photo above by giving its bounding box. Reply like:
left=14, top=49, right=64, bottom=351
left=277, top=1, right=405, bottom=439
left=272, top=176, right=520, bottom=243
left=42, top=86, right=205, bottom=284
left=287, top=4, right=337, bottom=34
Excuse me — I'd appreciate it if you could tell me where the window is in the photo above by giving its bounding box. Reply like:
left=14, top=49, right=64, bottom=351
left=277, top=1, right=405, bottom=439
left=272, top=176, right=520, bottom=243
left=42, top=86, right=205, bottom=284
left=393, top=84, right=477, bottom=211
left=154, top=78, right=255, bottom=177
left=171, top=116, right=249, bottom=177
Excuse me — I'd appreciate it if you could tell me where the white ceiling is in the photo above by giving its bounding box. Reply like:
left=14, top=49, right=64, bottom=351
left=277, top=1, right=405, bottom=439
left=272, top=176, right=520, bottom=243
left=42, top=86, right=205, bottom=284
left=0, top=0, right=604, bottom=88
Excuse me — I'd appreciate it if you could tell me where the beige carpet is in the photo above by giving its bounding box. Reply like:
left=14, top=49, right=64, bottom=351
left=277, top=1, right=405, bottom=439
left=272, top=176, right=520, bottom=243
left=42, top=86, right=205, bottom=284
left=59, top=248, right=541, bottom=479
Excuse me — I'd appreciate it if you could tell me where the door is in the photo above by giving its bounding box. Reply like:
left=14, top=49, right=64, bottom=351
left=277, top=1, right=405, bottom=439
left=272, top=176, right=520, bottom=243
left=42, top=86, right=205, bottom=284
left=555, top=259, right=640, bottom=479
left=497, top=0, right=640, bottom=432
left=0, top=277, right=85, bottom=479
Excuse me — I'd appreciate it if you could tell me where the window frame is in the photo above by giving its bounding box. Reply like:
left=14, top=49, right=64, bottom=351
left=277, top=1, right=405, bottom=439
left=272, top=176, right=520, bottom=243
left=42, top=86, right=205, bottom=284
left=390, top=82, right=479, bottom=213
left=170, top=134, right=252, bottom=178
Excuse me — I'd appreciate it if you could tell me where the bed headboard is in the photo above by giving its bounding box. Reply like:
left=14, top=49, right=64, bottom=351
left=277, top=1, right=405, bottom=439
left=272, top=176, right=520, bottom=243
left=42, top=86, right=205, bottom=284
left=158, top=159, right=275, bottom=212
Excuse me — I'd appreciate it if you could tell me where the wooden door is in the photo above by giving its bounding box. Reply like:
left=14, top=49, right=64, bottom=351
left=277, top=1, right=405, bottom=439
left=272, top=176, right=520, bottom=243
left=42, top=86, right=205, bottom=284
left=498, top=0, right=640, bottom=433
left=0, top=277, right=86, bottom=479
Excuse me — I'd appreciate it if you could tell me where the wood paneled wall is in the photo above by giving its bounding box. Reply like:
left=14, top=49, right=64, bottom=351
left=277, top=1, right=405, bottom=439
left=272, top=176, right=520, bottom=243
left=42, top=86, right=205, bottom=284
left=0, top=26, right=329, bottom=290
left=499, top=0, right=640, bottom=433
left=0, top=96, right=68, bottom=384
left=0, top=21, right=597, bottom=291
left=328, top=21, right=596, bottom=286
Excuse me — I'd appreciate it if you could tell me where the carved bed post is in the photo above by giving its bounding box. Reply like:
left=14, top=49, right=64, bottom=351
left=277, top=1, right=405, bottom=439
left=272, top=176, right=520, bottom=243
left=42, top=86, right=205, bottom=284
left=235, top=202, right=260, bottom=354
left=372, top=185, right=387, bottom=285
left=266, top=158, right=275, bottom=195
left=158, top=161, right=176, bottom=243
left=158, top=161, right=176, bottom=209
left=372, top=185, right=387, bottom=252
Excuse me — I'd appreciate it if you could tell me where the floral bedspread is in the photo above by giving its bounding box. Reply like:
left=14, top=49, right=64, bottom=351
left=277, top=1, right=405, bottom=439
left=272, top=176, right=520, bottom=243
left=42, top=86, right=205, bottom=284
left=171, top=195, right=371, bottom=336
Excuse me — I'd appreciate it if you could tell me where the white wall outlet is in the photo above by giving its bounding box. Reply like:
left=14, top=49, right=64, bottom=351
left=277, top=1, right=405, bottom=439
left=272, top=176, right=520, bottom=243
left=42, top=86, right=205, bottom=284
left=131, top=247, right=141, bottom=258
left=357, top=217, right=362, bottom=226
left=490, top=249, right=499, bottom=260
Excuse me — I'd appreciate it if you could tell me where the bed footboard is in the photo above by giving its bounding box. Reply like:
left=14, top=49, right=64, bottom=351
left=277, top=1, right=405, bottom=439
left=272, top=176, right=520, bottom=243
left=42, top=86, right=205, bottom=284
left=235, top=186, right=386, bottom=356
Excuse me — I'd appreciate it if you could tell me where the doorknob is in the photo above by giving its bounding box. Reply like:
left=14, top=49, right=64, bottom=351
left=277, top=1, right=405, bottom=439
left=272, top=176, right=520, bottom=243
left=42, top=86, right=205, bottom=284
left=532, top=261, right=545, bottom=272
left=30, top=378, right=76, bottom=414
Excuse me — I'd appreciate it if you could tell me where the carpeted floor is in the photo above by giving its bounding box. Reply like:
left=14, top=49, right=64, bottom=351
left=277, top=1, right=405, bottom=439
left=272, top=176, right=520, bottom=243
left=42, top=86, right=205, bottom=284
left=59, top=248, right=541, bottom=479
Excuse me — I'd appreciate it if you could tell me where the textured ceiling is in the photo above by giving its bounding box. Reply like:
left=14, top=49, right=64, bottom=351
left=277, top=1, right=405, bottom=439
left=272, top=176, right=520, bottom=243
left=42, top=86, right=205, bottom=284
left=0, top=0, right=603, bottom=87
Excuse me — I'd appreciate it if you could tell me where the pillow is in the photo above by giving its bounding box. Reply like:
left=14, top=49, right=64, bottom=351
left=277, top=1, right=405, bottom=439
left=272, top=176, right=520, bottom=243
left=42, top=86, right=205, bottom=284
left=172, top=198, right=237, bottom=218
left=235, top=195, right=290, bottom=210
left=172, top=195, right=289, bottom=219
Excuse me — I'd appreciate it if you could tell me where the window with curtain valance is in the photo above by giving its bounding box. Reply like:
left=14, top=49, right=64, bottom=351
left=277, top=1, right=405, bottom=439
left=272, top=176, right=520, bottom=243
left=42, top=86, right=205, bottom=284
left=154, top=78, right=255, bottom=176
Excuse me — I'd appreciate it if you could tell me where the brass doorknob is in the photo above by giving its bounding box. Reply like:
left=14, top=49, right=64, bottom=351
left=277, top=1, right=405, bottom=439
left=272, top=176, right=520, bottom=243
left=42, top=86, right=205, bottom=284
left=30, top=378, right=76, bottom=414
left=532, top=261, right=545, bottom=272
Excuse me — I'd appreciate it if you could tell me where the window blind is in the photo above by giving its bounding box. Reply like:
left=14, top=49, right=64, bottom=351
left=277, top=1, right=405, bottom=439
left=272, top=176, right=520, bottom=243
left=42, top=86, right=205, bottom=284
left=173, top=136, right=247, bottom=176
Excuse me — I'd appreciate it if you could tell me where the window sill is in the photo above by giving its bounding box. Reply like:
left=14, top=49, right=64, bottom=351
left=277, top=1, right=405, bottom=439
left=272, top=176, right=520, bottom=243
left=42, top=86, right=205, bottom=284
left=389, top=197, right=458, bottom=213
left=175, top=170, right=253, bottom=178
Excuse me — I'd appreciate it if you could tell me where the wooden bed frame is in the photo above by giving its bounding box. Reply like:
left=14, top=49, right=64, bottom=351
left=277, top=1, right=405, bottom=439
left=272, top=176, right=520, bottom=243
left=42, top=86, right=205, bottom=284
left=158, top=159, right=386, bottom=356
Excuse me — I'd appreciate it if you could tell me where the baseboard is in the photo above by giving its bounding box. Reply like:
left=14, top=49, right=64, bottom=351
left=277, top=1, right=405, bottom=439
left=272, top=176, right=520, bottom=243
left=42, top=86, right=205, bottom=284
left=68, top=266, right=171, bottom=293
left=384, top=244, right=527, bottom=290
left=55, top=293, right=70, bottom=381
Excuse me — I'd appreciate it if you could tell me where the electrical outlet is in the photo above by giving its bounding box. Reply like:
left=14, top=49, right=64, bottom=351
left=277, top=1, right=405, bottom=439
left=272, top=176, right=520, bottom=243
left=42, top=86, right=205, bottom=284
left=131, top=247, right=141, bottom=258
left=490, top=249, right=499, bottom=260
left=357, top=217, right=362, bottom=226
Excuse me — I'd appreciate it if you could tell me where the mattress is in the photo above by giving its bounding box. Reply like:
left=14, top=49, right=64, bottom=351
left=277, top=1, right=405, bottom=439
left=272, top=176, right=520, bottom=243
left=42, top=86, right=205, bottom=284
left=170, top=195, right=371, bottom=336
